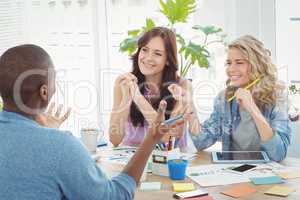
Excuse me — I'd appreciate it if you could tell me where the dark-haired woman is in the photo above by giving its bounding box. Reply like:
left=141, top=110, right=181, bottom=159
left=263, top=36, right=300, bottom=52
left=109, top=27, right=200, bottom=148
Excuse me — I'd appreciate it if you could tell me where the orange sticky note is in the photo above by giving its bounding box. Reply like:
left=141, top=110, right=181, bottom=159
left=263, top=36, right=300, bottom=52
left=221, top=184, right=257, bottom=198
left=264, top=185, right=295, bottom=197
left=277, top=172, right=300, bottom=179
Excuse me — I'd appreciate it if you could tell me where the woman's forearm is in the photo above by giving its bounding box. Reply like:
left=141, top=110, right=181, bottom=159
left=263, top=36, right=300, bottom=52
left=109, top=105, right=130, bottom=146
left=188, top=114, right=201, bottom=135
left=133, top=95, right=158, bottom=125
left=250, top=105, right=274, bottom=142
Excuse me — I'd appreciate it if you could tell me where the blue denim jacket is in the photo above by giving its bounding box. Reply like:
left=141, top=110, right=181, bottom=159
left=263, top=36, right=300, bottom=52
left=191, top=91, right=292, bottom=161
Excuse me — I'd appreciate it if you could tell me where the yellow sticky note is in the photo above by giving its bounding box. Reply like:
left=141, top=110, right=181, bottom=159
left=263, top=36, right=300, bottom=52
left=264, top=186, right=295, bottom=197
left=277, top=172, right=300, bottom=179
left=173, top=183, right=195, bottom=192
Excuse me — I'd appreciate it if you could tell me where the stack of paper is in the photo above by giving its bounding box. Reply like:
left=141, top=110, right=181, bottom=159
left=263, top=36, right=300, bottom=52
left=186, top=163, right=282, bottom=187
left=187, top=164, right=250, bottom=187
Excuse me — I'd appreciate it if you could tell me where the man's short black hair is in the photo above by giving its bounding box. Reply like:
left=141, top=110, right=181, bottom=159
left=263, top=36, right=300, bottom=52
left=0, top=44, right=53, bottom=104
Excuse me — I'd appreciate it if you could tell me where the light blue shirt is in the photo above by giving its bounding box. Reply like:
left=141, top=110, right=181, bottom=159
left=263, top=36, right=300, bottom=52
left=0, top=111, right=136, bottom=200
left=191, top=91, right=292, bottom=162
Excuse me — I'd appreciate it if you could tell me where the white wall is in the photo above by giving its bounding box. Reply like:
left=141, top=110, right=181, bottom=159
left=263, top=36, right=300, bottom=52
left=276, top=0, right=300, bottom=83
left=276, top=0, right=300, bottom=158
left=23, top=0, right=100, bottom=136
left=0, top=0, right=26, bottom=55
left=226, top=0, right=276, bottom=58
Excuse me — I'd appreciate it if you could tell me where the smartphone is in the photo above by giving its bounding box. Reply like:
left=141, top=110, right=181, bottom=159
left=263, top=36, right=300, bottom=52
left=230, top=164, right=256, bottom=173
left=173, top=189, right=208, bottom=199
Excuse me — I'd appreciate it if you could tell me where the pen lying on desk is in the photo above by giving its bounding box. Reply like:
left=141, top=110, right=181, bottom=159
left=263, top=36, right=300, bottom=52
left=227, top=76, right=261, bottom=102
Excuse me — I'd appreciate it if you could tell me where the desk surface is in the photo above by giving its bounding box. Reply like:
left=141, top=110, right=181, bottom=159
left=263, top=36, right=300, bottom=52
left=97, top=150, right=300, bottom=200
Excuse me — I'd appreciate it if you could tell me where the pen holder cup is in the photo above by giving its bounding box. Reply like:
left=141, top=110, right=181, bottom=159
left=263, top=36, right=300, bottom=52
left=167, top=159, right=188, bottom=180
left=151, top=148, right=180, bottom=176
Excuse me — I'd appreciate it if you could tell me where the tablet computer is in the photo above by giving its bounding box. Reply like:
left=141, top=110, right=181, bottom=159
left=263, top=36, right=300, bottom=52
left=212, top=151, right=270, bottom=164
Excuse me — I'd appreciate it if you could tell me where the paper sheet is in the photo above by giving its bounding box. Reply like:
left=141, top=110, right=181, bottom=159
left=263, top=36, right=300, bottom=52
left=187, top=163, right=276, bottom=187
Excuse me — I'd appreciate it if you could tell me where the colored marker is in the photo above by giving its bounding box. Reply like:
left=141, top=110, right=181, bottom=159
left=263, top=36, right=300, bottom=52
left=161, top=112, right=193, bottom=126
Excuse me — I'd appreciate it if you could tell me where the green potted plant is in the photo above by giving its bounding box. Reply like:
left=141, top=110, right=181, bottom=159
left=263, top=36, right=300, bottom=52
left=119, top=0, right=226, bottom=77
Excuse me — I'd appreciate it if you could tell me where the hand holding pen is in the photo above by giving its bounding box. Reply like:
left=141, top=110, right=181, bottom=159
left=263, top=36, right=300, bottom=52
left=227, top=76, right=261, bottom=113
left=227, top=76, right=261, bottom=102
left=235, top=88, right=258, bottom=113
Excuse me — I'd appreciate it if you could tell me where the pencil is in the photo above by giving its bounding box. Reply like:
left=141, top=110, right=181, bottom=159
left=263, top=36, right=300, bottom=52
left=227, top=77, right=261, bottom=102
left=168, top=136, right=173, bottom=150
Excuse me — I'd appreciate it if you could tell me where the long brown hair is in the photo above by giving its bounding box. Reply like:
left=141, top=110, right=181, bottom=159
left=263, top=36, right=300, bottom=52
left=130, top=27, right=179, bottom=126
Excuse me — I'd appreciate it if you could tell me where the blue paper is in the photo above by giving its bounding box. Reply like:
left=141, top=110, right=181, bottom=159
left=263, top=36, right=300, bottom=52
left=250, top=176, right=284, bottom=185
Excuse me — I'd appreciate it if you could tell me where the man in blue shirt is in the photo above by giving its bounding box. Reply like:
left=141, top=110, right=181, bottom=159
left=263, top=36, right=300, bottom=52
left=0, top=44, right=174, bottom=200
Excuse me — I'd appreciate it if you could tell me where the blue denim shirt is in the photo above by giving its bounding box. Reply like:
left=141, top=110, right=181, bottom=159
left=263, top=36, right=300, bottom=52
left=191, top=91, right=292, bottom=162
left=0, top=111, right=136, bottom=200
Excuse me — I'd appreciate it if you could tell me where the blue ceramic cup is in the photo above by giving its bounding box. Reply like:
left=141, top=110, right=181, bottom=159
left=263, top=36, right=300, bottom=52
left=167, top=159, right=188, bottom=180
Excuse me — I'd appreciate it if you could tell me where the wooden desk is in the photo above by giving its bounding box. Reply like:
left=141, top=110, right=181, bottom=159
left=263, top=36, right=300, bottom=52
left=97, top=150, right=300, bottom=200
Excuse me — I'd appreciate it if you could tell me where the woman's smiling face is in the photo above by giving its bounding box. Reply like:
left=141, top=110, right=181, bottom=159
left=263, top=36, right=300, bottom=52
left=138, top=36, right=167, bottom=77
left=226, top=48, right=250, bottom=87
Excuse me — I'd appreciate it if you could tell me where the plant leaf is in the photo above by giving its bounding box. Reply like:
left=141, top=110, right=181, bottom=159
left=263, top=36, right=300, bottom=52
left=193, top=25, right=222, bottom=35
left=128, top=29, right=141, bottom=37
left=176, top=33, right=185, bottom=46
left=159, top=0, right=196, bottom=25
left=142, top=18, right=156, bottom=32
left=119, top=37, right=138, bottom=55
left=197, top=53, right=209, bottom=68
left=182, top=41, right=210, bottom=68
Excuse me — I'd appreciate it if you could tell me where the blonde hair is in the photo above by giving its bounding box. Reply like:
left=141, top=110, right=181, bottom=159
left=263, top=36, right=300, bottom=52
left=225, top=35, right=284, bottom=108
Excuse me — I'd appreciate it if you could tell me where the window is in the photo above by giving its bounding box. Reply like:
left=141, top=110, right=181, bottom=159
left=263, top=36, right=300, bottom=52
left=0, top=0, right=25, bottom=56
left=23, top=0, right=100, bottom=136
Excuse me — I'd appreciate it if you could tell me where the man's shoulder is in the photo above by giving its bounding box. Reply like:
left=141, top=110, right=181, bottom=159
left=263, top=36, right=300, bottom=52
left=24, top=124, right=79, bottom=148
left=38, top=127, right=78, bottom=144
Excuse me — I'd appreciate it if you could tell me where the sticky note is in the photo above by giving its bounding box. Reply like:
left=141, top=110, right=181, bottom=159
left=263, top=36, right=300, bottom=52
left=250, top=176, right=283, bottom=185
left=140, top=182, right=161, bottom=191
left=173, top=183, right=195, bottom=192
left=277, top=172, right=300, bottom=179
left=184, top=196, right=214, bottom=200
left=220, top=184, right=257, bottom=198
left=264, top=185, right=295, bottom=197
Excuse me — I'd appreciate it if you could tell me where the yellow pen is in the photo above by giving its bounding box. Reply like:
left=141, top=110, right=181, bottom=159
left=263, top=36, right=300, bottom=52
left=227, top=76, right=261, bottom=102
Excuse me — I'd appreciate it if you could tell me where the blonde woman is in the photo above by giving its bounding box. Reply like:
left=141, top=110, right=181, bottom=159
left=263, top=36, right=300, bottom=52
left=185, top=35, right=291, bottom=161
